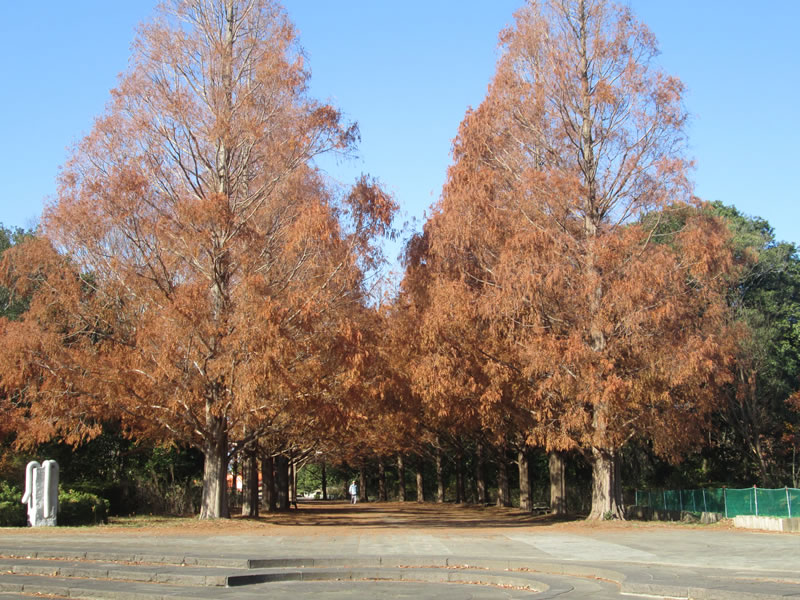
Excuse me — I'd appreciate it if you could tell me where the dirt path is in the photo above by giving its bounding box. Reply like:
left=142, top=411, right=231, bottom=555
left=3, top=500, right=733, bottom=537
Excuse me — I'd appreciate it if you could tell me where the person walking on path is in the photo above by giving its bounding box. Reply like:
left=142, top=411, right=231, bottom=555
left=349, top=480, right=359, bottom=504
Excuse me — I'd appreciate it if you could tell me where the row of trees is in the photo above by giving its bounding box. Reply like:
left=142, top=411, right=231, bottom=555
left=1, top=0, right=798, bottom=520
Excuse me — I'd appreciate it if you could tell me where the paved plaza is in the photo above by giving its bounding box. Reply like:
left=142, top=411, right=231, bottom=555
left=1, top=503, right=799, bottom=599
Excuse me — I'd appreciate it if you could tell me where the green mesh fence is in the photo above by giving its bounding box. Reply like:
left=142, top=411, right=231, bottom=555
left=634, top=487, right=800, bottom=518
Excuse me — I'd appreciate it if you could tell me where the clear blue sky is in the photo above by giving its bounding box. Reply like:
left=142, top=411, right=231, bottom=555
left=1, top=1, right=798, bottom=265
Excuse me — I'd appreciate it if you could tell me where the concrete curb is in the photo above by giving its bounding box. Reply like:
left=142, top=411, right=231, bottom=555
left=4, top=550, right=250, bottom=568
left=733, top=515, right=800, bottom=532
left=226, top=566, right=548, bottom=590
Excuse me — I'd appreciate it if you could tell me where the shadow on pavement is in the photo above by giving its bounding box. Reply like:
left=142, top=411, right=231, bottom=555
left=238, top=501, right=585, bottom=529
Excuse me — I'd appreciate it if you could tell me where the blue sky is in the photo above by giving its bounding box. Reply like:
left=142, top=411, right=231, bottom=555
left=1, top=1, right=798, bottom=267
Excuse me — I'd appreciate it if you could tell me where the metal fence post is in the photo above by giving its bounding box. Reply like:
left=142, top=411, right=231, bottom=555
left=753, top=485, right=758, bottom=516
left=724, top=488, right=728, bottom=518
left=787, top=487, right=792, bottom=519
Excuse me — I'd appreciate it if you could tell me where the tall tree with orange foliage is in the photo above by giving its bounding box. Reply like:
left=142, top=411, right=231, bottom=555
left=0, top=0, right=394, bottom=518
left=422, top=0, right=738, bottom=518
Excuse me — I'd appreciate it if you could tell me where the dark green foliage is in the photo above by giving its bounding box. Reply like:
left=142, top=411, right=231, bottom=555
left=129, top=445, right=203, bottom=515
left=711, top=202, right=800, bottom=485
left=0, top=224, right=35, bottom=321
left=628, top=203, right=800, bottom=489
left=325, top=463, right=359, bottom=500
left=0, top=481, right=26, bottom=526
left=57, top=488, right=109, bottom=526
left=0, top=502, right=26, bottom=527
left=296, top=463, right=326, bottom=497
left=0, top=480, right=21, bottom=502
left=526, top=449, right=551, bottom=506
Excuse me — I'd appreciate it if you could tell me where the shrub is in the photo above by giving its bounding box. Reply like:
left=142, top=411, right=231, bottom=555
left=0, top=481, right=20, bottom=503
left=63, top=480, right=137, bottom=517
left=57, top=488, right=109, bottom=526
left=0, top=500, right=26, bottom=527
left=0, top=482, right=26, bottom=526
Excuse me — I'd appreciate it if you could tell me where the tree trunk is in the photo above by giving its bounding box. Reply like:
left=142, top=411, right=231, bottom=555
left=435, top=448, right=445, bottom=503
left=754, top=438, right=772, bottom=487
left=241, top=445, right=259, bottom=517
left=588, top=448, right=624, bottom=520
left=199, top=422, right=229, bottom=519
left=415, top=458, right=424, bottom=503
left=200, top=0, right=234, bottom=521
left=455, top=453, right=465, bottom=503
left=275, top=454, right=289, bottom=511
left=233, top=456, right=241, bottom=510
left=518, top=449, right=532, bottom=511
left=377, top=460, right=387, bottom=501
left=549, top=451, right=567, bottom=515
left=475, top=442, right=487, bottom=505
left=261, top=453, right=275, bottom=512
left=359, top=467, right=368, bottom=503
left=321, top=462, right=328, bottom=501
left=287, top=456, right=294, bottom=504
left=496, top=453, right=511, bottom=508
left=291, top=456, right=298, bottom=505
left=576, top=0, right=622, bottom=523
left=397, top=454, right=406, bottom=502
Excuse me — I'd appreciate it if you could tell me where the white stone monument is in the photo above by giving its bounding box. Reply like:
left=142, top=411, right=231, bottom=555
left=21, top=460, right=59, bottom=527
